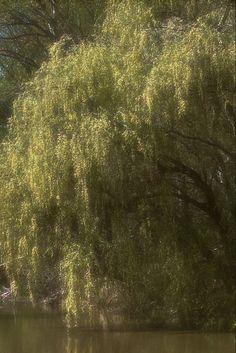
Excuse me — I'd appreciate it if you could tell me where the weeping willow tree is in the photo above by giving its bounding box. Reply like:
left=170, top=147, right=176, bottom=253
left=0, top=0, right=235, bottom=329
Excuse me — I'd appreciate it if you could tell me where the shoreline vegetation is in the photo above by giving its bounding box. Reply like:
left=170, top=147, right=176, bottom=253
left=0, top=1, right=235, bottom=331
left=0, top=293, right=234, bottom=333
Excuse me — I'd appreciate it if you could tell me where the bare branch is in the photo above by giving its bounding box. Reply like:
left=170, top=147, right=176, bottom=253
left=218, top=0, right=232, bottom=30
left=0, top=32, right=48, bottom=40
left=0, top=49, right=39, bottom=69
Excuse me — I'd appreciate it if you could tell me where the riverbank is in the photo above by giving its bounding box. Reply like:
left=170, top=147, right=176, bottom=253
left=0, top=296, right=234, bottom=333
left=0, top=305, right=234, bottom=353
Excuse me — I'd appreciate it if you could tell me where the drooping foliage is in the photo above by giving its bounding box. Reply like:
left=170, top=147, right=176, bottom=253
left=0, top=0, right=235, bottom=329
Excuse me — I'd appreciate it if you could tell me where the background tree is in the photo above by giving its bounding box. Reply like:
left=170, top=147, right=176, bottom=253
left=0, top=0, right=106, bottom=127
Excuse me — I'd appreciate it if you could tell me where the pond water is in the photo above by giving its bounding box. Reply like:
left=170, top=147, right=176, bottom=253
left=0, top=305, right=234, bottom=353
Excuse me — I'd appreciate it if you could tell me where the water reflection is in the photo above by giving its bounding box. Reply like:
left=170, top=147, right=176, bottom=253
left=66, top=332, right=235, bottom=353
left=0, top=308, right=234, bottom=353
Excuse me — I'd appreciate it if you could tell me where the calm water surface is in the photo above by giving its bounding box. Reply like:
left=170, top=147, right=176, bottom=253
left=0, top=305, right=234, bottom=353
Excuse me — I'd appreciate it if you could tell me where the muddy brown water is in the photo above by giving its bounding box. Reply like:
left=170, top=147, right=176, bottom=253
left=0, top=305, right=234, bottom=353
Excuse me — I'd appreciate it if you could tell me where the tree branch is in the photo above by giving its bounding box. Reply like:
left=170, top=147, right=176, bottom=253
left=218, top=0, right=232, bottom=30
left=166, top=129, right=233, bottom=158
left=0, top=32, right=47, bottom=40
left=0, top=49, right=39, bottom=69
left=159, top=156, right=227, bottom=236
